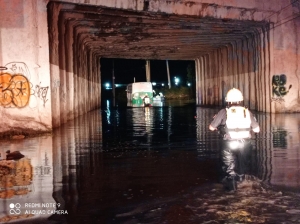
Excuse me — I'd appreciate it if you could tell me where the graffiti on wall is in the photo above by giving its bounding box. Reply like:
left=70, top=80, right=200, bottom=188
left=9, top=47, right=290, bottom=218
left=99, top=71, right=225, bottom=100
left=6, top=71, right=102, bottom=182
left=0, top=62, right=49, bottom=108
left=0, top=73, right=31, bottom=108
left=272, top=74, right=292, bottom=103
left=5, top=62, right=31, bottom=79
left=35, top=83, right=49, bottom=107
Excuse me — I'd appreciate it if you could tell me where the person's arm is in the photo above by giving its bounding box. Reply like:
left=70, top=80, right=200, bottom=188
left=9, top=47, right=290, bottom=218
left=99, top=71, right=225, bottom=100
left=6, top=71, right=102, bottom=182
left=209, top=124, right=217, bottom=131
left=249, top=111, right=260, bottom=133
left=208, top=109, right=226, bottom=131
left=252, top=126, right=260, bottom=133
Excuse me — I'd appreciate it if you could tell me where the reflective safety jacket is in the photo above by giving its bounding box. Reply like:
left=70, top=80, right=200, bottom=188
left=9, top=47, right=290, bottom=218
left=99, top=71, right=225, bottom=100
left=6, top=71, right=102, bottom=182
left=144, top=96, right=150, bottom=104
left=226, top=106, right=251, bottom=139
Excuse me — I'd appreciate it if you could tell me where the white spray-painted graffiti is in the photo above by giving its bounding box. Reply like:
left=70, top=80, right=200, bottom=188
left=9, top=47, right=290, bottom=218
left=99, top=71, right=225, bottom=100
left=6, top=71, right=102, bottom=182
left=5, top=62, right=31, bottom=79
left=0, top=62, right=49, bottom=108
left=52, top=79, right=60, bottom=88
left=35, top=83, right=49, bottom=107
left=52, top=79, right=66, bottom=102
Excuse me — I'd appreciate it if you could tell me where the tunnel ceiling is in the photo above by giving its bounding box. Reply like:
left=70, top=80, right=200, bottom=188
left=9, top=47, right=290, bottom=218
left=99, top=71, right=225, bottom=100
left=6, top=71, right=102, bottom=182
left=55, top=2, right=269, bottom=60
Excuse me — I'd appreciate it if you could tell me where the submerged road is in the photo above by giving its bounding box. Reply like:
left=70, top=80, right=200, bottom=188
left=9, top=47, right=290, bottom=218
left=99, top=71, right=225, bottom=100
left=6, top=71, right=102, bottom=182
left=1, top=100, right=300, bottom=223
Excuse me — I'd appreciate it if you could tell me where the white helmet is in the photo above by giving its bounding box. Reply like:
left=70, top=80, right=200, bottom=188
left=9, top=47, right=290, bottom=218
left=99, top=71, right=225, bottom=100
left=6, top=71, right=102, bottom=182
left=225, top=88, right=243, bottom=102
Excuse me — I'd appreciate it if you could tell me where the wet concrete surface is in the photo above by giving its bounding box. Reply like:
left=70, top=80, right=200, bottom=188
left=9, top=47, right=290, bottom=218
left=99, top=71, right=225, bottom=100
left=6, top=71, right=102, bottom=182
left=1, top=101, right=300, bottom=223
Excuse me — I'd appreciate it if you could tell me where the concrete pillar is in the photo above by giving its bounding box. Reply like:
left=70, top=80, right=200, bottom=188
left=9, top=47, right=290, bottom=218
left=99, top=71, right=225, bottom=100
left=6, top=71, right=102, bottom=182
left=200, top=57, right=205, bottom=105
left=48, top=2, right=62, bottom=128
left=248, top=36, right=255, bottom=110
left=65, top=20, right=75, bottom=120
left=146, top=60, right=151, bottom=82
left=195, top=58, right=200, bottom=105
left=269, top=24, right=276, bottom=113
left=58, top=12, right=67, bottom=125
left=196, top=23, right=278, bottom=113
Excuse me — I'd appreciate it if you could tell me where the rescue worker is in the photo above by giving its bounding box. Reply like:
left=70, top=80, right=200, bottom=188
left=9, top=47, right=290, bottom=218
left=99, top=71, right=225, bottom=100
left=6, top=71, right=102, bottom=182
left=143, top=94, right=150, bottom=107
left=208, top=88, right=260, bottom=191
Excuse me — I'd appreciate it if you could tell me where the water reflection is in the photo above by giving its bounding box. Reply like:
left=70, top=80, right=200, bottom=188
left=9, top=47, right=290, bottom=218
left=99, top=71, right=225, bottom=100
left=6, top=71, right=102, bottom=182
left=1, top=105, right=300, bottom=223
left=0, top=158, right=32, bottom=199
left=264, top=113, right=300, bottom=189
left=0, top=136, right=55, bottom=223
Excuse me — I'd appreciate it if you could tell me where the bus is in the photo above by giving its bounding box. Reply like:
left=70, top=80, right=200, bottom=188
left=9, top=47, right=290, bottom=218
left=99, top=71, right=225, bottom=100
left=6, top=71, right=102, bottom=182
left=126, top=82, right=153, bottom=107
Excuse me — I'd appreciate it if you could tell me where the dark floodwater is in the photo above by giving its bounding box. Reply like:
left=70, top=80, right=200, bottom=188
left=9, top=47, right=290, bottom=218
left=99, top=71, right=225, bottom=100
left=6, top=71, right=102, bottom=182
left=1, top=100, right=300, bottom=224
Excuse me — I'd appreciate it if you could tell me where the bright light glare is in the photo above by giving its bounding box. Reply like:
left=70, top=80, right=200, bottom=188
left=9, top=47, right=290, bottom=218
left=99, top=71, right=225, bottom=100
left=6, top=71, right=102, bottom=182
left=228, top=141, right=245, bottom=150
left=152, top=82, right=156, bottom=86
left=229, top=141, right=239, bottom=149
left=174, top=77, right=180, bottom=85
left=105, top=83, right=110, bottom=88
left=187, top=83, right=191, bottom=86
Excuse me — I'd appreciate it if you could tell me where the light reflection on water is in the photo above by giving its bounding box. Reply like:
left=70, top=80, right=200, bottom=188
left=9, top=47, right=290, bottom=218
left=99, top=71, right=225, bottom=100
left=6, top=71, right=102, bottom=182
left=1, top=104, right=300, bottom=223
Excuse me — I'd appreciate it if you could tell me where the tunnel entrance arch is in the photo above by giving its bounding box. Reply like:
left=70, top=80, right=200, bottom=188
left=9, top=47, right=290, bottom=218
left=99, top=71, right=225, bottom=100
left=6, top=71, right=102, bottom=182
left=47, top=1, right=271, bottom=127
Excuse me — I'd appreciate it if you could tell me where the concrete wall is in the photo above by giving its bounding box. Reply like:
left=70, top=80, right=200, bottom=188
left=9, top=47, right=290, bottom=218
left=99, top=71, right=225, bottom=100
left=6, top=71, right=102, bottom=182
left=193, top=0, right=300, bottom=113
left=47, top=2, right=101, bottom=128
left=0, top=0, right=52, bottom=136
left=195, top=31, right=273, bottom=112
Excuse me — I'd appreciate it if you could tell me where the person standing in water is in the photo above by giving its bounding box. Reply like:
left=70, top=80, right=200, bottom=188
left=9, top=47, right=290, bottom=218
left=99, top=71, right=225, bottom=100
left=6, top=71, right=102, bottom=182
left=208, top=88, right=260, bottom=191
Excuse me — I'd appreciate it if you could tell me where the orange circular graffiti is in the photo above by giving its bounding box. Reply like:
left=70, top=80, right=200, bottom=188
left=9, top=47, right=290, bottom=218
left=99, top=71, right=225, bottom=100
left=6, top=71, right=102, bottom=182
left=0, top=73, right=30, bottom=108
left=0, top=73, right=13, bottom=106
left=11, top=75, right=30, bottom=107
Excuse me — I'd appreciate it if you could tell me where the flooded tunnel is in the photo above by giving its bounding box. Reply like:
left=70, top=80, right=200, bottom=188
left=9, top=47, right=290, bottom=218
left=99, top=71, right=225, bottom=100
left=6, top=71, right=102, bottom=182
left=47, top=1, right=271, bottom=128
left=1, top=1, right=300, bottom=223
left=2, top=105, right=300, bottom=223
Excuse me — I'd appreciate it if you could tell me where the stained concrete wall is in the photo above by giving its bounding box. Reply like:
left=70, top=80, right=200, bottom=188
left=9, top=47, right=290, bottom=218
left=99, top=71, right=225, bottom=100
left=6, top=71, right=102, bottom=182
left=0, top=0, right=52, bottom=136
left=195, top=31, right=273, bottom=112
left=193, top=0, right=300, bottom=113
left=47, top=2, right=101, bottom=128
